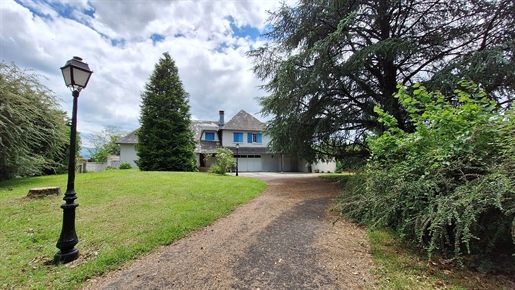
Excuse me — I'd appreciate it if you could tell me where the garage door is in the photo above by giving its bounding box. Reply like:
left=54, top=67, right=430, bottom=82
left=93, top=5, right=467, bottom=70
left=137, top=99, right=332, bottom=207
left=237, top=155, right=262, bottom=172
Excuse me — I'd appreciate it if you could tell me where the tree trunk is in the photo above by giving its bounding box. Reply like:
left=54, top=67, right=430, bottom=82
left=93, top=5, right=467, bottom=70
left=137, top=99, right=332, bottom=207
left=27, top=187, right=61, bottom=197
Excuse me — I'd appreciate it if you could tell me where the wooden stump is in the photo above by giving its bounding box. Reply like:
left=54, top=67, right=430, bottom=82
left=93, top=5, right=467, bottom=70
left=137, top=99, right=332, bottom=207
left=27, top=187, right=61, bottom=198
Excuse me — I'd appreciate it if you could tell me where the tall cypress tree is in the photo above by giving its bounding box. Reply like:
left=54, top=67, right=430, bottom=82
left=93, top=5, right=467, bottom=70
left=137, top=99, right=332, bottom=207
left=137, top=52, right=197, bottom=171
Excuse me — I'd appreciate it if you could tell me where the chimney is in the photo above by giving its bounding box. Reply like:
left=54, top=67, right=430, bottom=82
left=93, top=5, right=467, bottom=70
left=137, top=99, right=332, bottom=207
left=219, top=110, right=225, bottom=127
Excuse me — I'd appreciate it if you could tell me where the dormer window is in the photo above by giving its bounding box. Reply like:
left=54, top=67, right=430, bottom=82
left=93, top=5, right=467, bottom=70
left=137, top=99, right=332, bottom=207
left=205, top=132, right=215, bottom=141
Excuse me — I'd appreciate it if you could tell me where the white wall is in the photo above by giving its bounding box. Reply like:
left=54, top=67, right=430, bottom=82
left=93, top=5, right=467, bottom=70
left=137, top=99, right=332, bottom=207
left=221, top=130, right=271, bottom=148
left=297, top=159, right=337, bottom=173
left=83, top=157, right=121, bottom=172
left=107, top=156, right=120, bottom=168
left=312, top=161, right=337, bottom=173
left=85, top=162, right=107, bottom=172
left=120, top=144, right=139, bottom=168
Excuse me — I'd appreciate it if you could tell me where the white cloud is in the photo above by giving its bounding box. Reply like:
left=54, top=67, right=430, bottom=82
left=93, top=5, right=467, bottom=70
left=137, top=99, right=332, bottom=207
left=0, top=0, right=292, bottom=138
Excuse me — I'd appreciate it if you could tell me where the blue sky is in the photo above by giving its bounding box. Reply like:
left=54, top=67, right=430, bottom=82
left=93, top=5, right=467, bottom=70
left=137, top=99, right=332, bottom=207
left=1, top=0, right=292, bottom=145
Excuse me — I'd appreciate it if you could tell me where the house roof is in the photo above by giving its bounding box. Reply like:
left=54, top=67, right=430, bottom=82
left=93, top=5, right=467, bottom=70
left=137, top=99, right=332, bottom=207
left=117, top=129, right=139, bottom=144
left=223, top=110, right=263, bottom=131
left=228, top=146, right=270, bottom=155
left=191, top=120, right=218, bottom=140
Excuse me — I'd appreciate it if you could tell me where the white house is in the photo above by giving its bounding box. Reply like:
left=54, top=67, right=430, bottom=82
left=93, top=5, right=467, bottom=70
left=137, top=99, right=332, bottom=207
left=117, top=110, right=336, bottom=172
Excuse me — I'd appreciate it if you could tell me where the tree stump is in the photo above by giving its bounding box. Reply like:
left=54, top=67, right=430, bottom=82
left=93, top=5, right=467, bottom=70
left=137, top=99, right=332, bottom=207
left=27, top=187, right=61, bottom=198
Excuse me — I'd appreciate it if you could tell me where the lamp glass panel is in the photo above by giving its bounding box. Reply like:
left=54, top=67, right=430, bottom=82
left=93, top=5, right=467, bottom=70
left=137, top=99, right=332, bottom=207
left=72, top=68, right=91, bottom=88
left=61, top=66, right=72, bottom=87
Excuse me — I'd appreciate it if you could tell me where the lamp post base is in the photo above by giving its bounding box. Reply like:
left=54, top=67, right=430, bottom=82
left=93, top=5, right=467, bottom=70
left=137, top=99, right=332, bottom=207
left=54, top=248, right=79, bottom=264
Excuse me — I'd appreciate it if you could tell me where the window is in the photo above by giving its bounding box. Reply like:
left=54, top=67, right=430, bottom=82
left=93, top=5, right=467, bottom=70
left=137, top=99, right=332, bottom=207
left=247, top=133, right=262, bottom=143
left=205, top=132, right=215, bottom=141
left=233, top=132, right=243, bottom=142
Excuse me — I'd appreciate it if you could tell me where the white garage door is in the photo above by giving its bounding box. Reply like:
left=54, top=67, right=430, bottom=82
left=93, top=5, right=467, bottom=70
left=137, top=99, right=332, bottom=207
left=237, top=155, right=262, bottom=172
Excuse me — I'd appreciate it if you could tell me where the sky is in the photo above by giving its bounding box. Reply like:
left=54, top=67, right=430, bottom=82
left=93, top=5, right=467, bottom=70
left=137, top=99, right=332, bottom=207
left=1, top=0, right=294, bottom=144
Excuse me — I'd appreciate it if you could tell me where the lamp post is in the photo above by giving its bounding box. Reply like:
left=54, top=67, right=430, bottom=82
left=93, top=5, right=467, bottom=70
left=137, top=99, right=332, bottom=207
left=235, top=143, right=239, bottom=176
left=54, top=56, right=93, bottom=264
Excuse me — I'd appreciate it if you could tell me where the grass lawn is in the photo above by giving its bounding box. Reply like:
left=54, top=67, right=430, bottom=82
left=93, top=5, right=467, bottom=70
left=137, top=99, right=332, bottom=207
left=0, top=169, right=266, bottom=289
left=317, top=172, right=353, bottom=185
left=369, top=228, right=515, bottom=289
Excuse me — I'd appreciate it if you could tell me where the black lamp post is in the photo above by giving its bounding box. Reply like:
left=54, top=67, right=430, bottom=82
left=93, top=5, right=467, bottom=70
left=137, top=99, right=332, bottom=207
left=235, top=143, right=239, bottom=176
left=54, top=56, right=93, bottom=264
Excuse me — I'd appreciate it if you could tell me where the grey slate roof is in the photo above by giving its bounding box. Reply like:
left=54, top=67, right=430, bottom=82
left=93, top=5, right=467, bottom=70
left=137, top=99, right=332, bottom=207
left=191, top=120, right=218, bottom=140
left=228, top=146, right=270, bottom=155
left=117, top=129, right=139, bottom=144
left=222, top=110, right=263, bottom=131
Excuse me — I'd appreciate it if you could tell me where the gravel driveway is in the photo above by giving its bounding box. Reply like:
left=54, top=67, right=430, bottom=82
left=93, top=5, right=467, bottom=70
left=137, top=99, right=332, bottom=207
left=84, top=173, right=374, bottom=289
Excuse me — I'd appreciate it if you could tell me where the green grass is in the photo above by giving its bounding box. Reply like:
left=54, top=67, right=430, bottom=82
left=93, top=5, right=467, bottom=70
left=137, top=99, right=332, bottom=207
left=0, top=169, right=266, bottom=289
left=317, top=172, right=353, bottom=185
left=370, top=228, right=515, bottom=289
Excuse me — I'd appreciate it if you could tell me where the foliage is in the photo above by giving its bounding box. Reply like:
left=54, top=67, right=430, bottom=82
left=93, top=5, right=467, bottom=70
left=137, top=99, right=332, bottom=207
left=137, top=52, right=197, bottom=171
left=119, top=162, right=132, bottom=169
left=87, top=126, right=129, bottom=162
left=0, top=170, right=265, bottom=289
left=339, top=82, right=515, bottom=260
left=248, top=0, right=515, bottom=162
left=207, top=146, right=236, bottom=175
left=335, top=155, right=366, bottom=173
left=0, top=62, right=71, bottom=180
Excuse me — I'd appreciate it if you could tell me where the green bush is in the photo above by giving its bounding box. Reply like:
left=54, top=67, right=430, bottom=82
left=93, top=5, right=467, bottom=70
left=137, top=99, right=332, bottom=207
left=207, top=146, right=236, bottom=175
left=335, top=157, right=365, bottom=173
left=339, top=82, right=515, bottom=260
left=119, top=162, right=132, bottom=170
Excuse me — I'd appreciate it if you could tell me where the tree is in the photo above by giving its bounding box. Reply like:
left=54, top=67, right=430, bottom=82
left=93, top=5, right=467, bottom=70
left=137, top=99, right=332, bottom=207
left=137, top=52, right=197, bottom=171
left=248, top=0, right=515, bottom=162
left=87, top=126, right=129, bottom=162
left=0, top=62, right=71, bottom=180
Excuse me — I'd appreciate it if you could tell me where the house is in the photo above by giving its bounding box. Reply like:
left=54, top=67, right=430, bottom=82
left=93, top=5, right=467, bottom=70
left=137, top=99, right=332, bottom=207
left=117, top=110, right=336, bottom=172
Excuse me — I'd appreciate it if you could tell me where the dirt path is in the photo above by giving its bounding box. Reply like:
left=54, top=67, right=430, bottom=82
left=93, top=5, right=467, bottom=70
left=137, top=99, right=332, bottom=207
left=84, top=173, right=374, bottom=289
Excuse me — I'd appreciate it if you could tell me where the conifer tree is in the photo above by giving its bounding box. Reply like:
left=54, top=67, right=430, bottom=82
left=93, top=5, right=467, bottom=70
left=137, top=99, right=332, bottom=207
left=137, top=52, right=197, bottom=171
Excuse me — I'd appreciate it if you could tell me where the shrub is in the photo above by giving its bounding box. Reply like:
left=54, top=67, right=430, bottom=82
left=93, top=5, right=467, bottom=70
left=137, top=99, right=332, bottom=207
left=339, top=82, right=515, bottom=260
left=206, top=146, right=236, bottom=175
left=335, top=154, right=367, bottom=173
left=119, top=162, right=132, bottom=170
